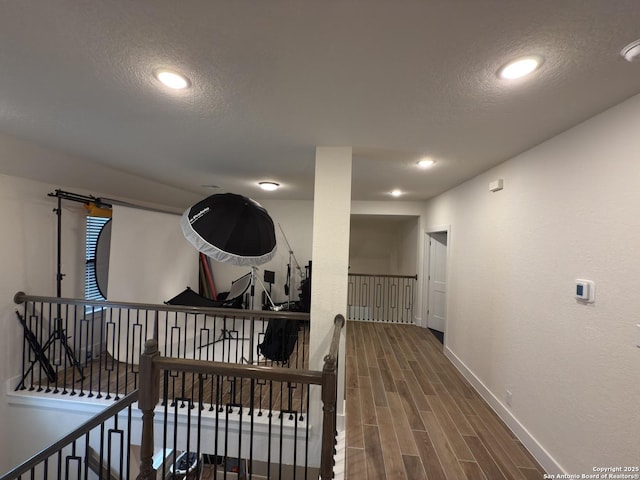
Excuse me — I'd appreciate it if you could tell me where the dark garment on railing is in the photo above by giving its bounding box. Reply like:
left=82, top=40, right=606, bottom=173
left=258, top=318, right=299, bottom=363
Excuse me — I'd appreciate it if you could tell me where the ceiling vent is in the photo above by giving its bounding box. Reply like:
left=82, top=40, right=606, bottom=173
left=621, top=39, right=640, bottom=62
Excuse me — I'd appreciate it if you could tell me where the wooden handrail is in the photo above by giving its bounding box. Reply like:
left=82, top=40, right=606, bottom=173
left=0, top=391, right=139, bottom=480
left=348, top=272, right=417, bottom=279
left=144, top=314, right=345, bottom=386
left=325, top=314, right=345, bottom=365
left=319, top=314, right=344, bottom=480
left=154, top=356, right=323, bottom=385
left=14, top=291, right=310, bottom=322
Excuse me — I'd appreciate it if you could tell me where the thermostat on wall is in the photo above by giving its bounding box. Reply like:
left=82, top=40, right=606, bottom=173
left=575, top=279, right=595, bottom=303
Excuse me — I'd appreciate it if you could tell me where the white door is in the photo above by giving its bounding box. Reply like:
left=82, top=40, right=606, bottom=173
left=427, top=232, right=447, bottom=332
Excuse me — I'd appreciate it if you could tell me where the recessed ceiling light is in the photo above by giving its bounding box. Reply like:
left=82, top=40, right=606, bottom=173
left=391, top=189, right=402, bottom=197
left=621, top=39, right=640, bottom=62
left=417, top=158, right=435, bottom=169
left=154, top=69, right=191, bottom=89
left=498, top=56, right=543, bottom=80
left=259, top=181, right=280, bottom=191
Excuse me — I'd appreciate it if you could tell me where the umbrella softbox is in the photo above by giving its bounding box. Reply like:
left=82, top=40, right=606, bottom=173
left=181, top=193, right=277, bottom=266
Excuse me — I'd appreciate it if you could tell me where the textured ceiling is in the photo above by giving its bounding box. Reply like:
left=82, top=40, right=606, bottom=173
left=1, top=1, right=640, bottom=207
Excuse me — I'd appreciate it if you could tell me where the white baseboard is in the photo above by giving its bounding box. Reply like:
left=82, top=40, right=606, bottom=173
left=444, top=346, right=564, bottom=475
left=336, top=400, right=346, bottom=431
left=333, top=429, right=346, bottom=480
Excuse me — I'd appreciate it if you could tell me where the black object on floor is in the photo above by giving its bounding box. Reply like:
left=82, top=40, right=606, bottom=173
left=15, top=310, right=57, bottom=387
left=429, top=328, right=444, bottom=344
left=258, top=318, right=299, bottom=363
left=171, top=451, right=199, bottom=475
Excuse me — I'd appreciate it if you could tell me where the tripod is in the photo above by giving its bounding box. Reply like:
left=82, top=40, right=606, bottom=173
left=16, top=311, right=84, bottom=390
left=44, top=316, right=85, bottom=379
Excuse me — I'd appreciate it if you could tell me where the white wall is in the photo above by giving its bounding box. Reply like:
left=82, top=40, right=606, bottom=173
left=349, top=217, right=394, bottom=273
left=424, top=93, right=640, bottom=473
left=349, top=216, right=419, bottom=275
left=0, top=174, right=87, bottom=471
left=395, top=218, right=418, bottom=276
left=107, top=205, right=198, bottom=304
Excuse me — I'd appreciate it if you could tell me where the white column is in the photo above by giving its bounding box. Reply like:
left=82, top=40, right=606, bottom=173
left=310, top=146, right=351, bottom=418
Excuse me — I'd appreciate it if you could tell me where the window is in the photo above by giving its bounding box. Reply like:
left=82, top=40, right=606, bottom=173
left=85, top=216, right=110, bottom=302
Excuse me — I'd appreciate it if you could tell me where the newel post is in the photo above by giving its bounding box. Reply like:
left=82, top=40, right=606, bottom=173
left=136, top=339, right=160, bottom=480
left=320, top=352, right=338, bottom=480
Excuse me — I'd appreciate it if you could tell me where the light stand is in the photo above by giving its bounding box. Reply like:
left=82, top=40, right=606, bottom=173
left=54, top=195, right=64, bottom=299
left=241, top=266, right=280, bottom=365
left=249, top=266, right=278, bottom=311
left=213, top=322, right=248, bottom=344
left=47, top=190, right=106, bottom=380
left=211, top=272, right=252, bottom=344
left=278, top=224, right=304, bottom=309
left=49, top=190, right=111, bottom=298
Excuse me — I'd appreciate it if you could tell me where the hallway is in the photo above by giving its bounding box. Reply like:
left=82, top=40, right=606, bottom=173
left=345, top=321, right=546, bottom=480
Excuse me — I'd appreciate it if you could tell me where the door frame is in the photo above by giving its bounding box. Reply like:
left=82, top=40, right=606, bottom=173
left=423, top=224, right=450, bottom=340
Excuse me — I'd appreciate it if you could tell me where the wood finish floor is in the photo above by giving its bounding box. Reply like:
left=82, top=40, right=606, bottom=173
left=345, top=321, right=546, bottom=480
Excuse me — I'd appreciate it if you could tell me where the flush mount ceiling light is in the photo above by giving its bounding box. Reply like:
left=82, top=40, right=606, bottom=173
left=154, top=69, right=191, bottom=89
left=390, top=189, right=403, bottom=197
left=259, top=181, right=280, bottom=191
left=498, top=55, right=543, bottom=80
left=417, top=157, right=435, bottom=169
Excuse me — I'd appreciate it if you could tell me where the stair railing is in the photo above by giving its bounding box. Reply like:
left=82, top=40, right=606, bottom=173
left=347, top=273, right=417, bottom=323
left=0, top=391, right=139, bottom=480
left=136, top=314, right=345, bottom=480
left=13, top=291, right=310, bottom=404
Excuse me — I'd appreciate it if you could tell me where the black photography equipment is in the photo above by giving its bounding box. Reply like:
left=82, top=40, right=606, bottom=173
left=45, top=190, right=110, bottom=380
left=15, top=310, right=57, bottom=389
left=166, top=272, right=253, bottom=345
left=180, top=193, right=279, bottom=364
left=263, top=269, right=275, bottom=285
left=15, top=308, right=88, bottom=389
left=262, top=269, right=275, bottom=307
left=48, top=190, right=111, bottom=300
left=278, top=223, right=305, bottom=308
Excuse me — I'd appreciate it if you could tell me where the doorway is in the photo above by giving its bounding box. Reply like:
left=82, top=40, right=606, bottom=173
left=424, top=228, right=448, bottom=344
